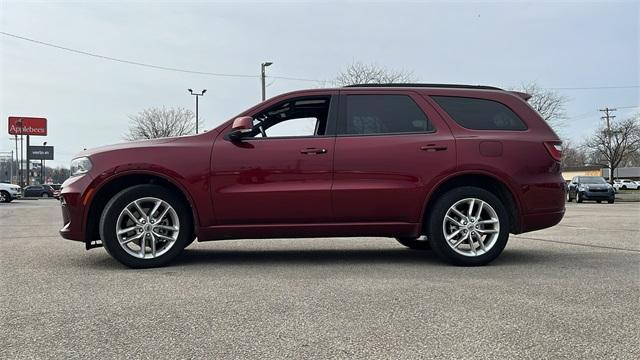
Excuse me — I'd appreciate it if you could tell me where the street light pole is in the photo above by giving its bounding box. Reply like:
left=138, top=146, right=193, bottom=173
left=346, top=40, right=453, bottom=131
left=261, top=62, right=273, bottom=101
left=188, top=89, right=207, bottom=134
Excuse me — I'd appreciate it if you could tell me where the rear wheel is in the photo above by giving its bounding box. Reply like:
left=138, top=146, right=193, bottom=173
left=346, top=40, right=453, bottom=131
left=608, top=199, right=615, bottom=204
left=99, top=184, right=192, bottom=268
left=427, top=186, right=509, bottom=266
left=395, top=236, right=431, bottom=250
left=597, top=200, right=602, bottom=203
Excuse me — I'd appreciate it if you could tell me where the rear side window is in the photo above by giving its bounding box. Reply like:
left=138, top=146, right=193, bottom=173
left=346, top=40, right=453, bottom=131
left=339, top=95, right=433, bottom=135
left=432, top=96, right=527, bottom=131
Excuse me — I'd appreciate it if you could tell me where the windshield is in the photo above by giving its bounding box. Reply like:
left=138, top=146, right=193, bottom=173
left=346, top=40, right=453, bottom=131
left=580, top=177, right=606, bottom=184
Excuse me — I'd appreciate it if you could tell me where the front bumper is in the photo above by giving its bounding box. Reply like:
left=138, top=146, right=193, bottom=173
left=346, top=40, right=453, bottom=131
left=9, top=190, right=22, bottom=199
left=59, top=175, right=93, bottom=242
left=581, top=190, right=615, bottom=200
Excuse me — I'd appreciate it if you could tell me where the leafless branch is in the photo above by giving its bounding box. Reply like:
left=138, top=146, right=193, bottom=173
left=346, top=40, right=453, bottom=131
left=124, top=106, right=196, bottom=141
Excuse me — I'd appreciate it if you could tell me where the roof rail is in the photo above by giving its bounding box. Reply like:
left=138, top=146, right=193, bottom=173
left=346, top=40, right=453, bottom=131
left=343, top=83, right=504, bottom=90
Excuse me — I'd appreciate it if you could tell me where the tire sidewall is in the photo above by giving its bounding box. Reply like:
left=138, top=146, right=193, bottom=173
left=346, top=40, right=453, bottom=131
left=427, top=186, right=510, bottom=266
left=100, top=184, right=192, bottom=268
left=0, top=191, right=8, bottom=203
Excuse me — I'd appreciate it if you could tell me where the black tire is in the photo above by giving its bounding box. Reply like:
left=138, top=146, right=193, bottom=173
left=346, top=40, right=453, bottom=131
left=608, top=199, right=615, bottom=204
left=99, top=184, right=193, bottom=268
left=396, top=236, right=431, bottom=250
left=622, top=185, right=627, bottom=190
left=597, top=200, right=602, bottom=203
left=576, top=192, right=584, bottom=203
left=0, top=191, right=11, bottom=203
left=566, top=191, right=572, bottom=202
left=426, top=186, right=510, bottom=266
left=41, top=192, right=49, bottom=198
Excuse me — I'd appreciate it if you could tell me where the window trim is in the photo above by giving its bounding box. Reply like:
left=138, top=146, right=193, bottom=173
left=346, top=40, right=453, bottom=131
left=430, top=95, right=529, bottom=131
left=336, top=93, right=437, bottom=137
left=224, top=94, right=339, bottom=141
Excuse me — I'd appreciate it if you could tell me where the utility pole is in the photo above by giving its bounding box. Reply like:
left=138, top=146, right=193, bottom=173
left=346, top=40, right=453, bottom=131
left=261, top=62, right=273, bottom=101
left=188, top=89, right=207, bottom=134
left=599, top=107, right=616, bottom=183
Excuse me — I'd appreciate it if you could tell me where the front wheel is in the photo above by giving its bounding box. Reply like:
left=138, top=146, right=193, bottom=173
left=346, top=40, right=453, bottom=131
left=566, top=191, right=572, bottom=202
left=0, top=191, right=11, bottom=203
left=576, top=192, right=584, bottom=203
left=427, top=187, right=509, bottom=266
left=99, top=184, right=193, bottom=268
left=396, top=236, right=431, bottom=250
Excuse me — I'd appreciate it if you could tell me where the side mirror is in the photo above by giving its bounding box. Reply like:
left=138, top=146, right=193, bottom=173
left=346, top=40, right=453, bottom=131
left=228, top=116, right=253, bottom=141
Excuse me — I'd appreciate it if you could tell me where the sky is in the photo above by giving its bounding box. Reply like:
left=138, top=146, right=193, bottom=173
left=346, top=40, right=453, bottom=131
left=1, top=0, right=638, bottom=167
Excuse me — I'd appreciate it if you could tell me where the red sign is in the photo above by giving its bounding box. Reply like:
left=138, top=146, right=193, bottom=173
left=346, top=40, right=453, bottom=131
left=8, top=117, right=47, bottom=136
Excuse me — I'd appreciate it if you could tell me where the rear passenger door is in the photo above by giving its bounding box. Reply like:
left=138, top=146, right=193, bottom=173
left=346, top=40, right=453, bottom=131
left=332, top=90, right=456, bottom=223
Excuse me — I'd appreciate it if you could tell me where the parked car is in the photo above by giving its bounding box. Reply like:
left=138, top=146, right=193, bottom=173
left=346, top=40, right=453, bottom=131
left=0, top=183, right=22, bottom=203
left=567, top=176, right=615, bottom=203
left=613, top=179, right=640, bottom=190
left=24, top=184, right=55, bottom=198
left=60, top=84, right=565, bottom=268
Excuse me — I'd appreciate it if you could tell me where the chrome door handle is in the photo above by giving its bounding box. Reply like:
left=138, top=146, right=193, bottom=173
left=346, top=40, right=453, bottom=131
left=300, top=148, right=327, bottom=154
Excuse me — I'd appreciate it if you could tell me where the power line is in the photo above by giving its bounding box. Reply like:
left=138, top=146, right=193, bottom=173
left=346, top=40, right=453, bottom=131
left=547, top=85, right=640, bottom=90
left=1, top=31, right=639, bottom=89
left=0, top=31, right=320, bottom=82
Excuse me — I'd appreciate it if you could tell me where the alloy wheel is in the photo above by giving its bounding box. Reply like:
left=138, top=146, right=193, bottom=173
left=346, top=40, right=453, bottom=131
left=442, top=198, right=500, bottom=257
left=115, top=197, right=180, bottom=259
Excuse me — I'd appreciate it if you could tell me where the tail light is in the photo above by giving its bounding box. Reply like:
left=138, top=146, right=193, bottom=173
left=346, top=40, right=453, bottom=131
left=544, top=141, right=562, bottom=162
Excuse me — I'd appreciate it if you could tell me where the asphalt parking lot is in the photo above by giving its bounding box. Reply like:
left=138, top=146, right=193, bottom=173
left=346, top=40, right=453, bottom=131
left=1, top=200, right=639, bottom=359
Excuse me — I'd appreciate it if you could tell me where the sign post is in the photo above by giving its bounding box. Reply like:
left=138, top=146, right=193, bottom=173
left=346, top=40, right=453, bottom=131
left=8, top=117, right=47, bottom=186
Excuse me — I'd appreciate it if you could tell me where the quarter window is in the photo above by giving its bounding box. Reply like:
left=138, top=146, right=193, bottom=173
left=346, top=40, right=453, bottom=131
left=339, top=95, right=433, bottom=135
left=432, top=96, right=527, bottom=131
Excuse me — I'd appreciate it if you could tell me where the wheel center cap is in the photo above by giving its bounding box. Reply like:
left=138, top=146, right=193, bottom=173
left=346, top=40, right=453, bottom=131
left=144, top=224, right=152, bottom=232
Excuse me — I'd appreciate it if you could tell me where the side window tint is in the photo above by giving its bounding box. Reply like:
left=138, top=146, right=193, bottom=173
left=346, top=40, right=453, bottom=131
left=340, top=95, right=433, bottom=135
left=432, top=96, right=527, bottom=131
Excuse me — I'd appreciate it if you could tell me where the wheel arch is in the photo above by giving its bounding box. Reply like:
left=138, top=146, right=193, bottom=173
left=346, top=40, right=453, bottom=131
left=420, top=172, right=523, bottom=234
left=84, top=171, right=199, bottom=244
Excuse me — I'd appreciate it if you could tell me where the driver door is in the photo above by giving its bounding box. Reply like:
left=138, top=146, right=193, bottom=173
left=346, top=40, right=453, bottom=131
left=210, top=92, right=338, bottom=225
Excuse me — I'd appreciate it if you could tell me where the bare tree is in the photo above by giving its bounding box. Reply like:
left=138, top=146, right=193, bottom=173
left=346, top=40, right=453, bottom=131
left=561, top=140, right=587, bottom=168
left=124, top=107, right=196, bottom=140
left=583, top=114, right=640, bottom=182
left=334, top=61, right=417, bottom=86
left=515, top=82, right=567, bottom=131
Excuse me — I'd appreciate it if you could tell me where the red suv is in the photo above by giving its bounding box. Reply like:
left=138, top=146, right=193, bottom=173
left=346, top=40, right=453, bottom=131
left=60, top=84, right=565, bottom=268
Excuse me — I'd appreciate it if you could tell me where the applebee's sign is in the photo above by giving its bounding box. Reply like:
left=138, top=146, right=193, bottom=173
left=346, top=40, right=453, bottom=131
left=8, top=117, right=47, bottom=136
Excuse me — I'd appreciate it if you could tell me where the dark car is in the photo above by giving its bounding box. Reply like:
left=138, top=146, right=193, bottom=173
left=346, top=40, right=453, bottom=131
left=24, top=185, right=55, bottom=198
left=60, top=83, right=565, bottom=268
left=567, top=176, right=615, bottom=204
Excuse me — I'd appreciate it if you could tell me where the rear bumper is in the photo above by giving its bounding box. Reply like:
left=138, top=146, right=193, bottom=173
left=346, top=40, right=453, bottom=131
left=521, top=209, right=565, bottom=233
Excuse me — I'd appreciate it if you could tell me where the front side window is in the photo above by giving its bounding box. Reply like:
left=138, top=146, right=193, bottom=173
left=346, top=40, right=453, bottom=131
left=432, top=96, right=527, bottom=131
left=339, top=94, right=433, bottom=135
left=243, top=97, right=330, bottom=138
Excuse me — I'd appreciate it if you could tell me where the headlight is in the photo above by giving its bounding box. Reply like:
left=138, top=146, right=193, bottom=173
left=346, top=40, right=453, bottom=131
left=70, top=157, right=92, bottom=176
left=579, top=184, right=588, bottom=191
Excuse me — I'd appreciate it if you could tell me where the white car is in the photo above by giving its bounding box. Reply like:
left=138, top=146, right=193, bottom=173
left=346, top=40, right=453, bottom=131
left=0, top=183, right=22, bottom=203
left=613, top=179, right=640, bottom=190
